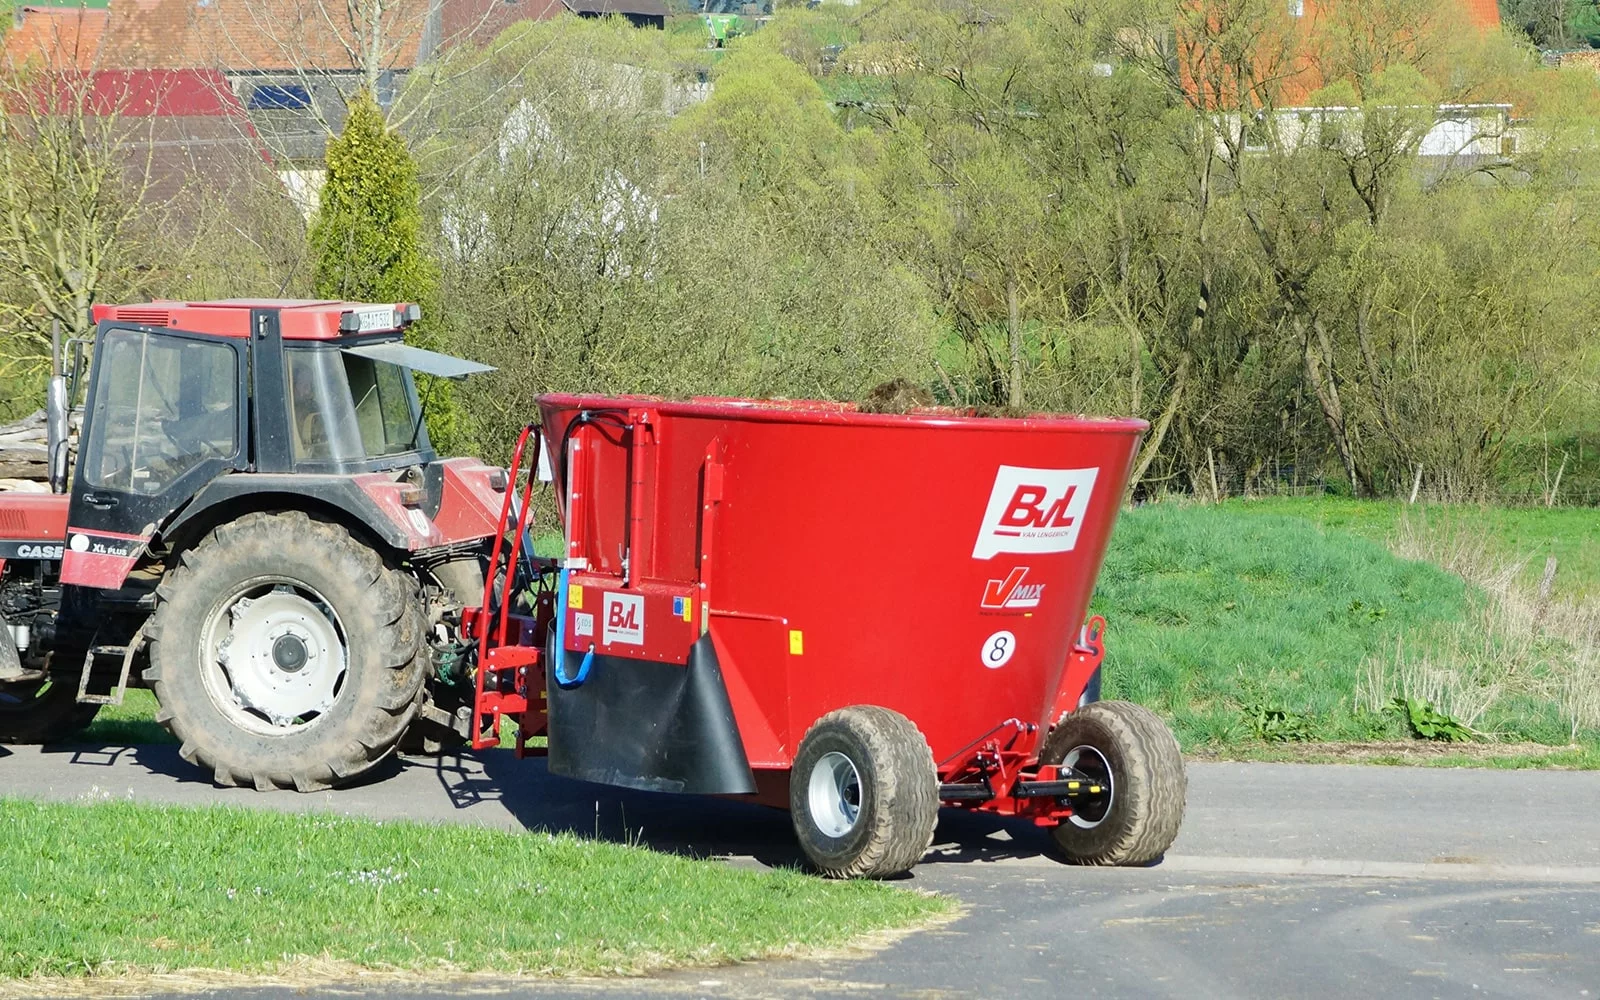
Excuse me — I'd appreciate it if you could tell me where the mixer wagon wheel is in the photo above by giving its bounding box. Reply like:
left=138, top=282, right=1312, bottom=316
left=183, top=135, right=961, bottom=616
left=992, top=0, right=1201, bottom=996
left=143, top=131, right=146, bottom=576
left=1040, top=700, right=1186, bottom=866
left=790, top=706, right=939, bottom=879
left=143, top=512, right=427, bottom=791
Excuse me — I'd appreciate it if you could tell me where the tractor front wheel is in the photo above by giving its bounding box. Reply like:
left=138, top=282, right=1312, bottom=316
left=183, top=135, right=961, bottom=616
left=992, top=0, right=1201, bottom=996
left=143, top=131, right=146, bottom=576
left=1041, top=700, right=1186, bottom=866
left=144, top=512, right=425, bottom=791
left=790, top=706, right=939, bottom=879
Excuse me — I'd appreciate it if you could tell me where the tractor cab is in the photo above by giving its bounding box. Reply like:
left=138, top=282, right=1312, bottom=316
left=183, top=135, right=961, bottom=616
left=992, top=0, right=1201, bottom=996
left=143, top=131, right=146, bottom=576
left=62, top=299, right=495, bottom=590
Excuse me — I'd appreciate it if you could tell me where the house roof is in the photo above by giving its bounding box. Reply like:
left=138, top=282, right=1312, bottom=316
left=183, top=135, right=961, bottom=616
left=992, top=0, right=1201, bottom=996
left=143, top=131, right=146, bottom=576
left=562, top=0, right=669, bottom=16
left=4, top=0, right=566, bottom=75
left=1461, top=0, right=1500, bottom=30
left=2, top=6, right=109, bottom=72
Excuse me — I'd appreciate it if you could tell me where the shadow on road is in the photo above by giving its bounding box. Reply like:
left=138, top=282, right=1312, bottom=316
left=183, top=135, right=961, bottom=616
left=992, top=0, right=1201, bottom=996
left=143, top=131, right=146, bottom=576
left=437, top=750, right=1060, bottom=872
left=27, top=740, right=1064, bottom=874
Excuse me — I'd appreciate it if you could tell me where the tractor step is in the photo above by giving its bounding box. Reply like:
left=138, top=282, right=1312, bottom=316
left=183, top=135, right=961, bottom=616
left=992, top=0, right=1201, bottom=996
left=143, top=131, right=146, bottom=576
left=75, top=625, right=147, bottom=706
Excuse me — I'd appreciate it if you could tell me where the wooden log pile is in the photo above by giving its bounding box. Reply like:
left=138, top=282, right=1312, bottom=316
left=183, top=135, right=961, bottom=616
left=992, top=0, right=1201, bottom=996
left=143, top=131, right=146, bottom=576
left=0, top=410, right=76, bottom=492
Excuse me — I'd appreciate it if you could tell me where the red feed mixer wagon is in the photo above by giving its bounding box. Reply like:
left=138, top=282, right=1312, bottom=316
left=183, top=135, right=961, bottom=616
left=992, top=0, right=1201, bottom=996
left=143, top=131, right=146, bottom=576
left=468, top=394, right=1186, bottom=878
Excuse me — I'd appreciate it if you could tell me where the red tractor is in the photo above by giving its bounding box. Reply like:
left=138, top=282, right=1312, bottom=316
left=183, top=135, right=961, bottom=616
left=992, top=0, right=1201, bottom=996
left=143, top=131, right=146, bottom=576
left=0, top=299, right=504, bottom=789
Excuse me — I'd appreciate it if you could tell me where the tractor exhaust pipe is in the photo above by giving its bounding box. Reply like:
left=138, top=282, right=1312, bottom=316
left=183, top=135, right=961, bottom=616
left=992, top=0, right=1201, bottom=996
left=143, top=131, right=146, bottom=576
left=46, top=320, right=68, bottom=495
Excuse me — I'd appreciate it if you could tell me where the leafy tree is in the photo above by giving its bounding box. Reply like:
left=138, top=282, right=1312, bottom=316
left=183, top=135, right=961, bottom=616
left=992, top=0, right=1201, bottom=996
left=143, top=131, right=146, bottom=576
left=311, top=90, right=470, bottom=452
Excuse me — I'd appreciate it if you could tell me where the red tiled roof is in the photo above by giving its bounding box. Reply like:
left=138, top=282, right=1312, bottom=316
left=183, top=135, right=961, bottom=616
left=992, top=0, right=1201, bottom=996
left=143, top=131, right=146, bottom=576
left=440, top=0, right=563, bottom=49
left=2, top=7, right=109, bottom=72
left=5, top=0, right=564, bottom=75
left=1462, top=0, right=1501, bottom=30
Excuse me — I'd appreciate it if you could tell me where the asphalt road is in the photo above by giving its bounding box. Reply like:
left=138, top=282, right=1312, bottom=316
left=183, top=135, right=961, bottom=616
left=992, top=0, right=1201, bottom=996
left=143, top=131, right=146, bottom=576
left=4, top=743, right=1600, bottom=999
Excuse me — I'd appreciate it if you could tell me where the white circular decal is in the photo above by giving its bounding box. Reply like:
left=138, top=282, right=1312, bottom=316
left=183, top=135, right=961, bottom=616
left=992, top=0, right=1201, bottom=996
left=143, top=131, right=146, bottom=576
left=69, top=533, right=90, bottom=553
left=981, top=630, right=1016, bottom=669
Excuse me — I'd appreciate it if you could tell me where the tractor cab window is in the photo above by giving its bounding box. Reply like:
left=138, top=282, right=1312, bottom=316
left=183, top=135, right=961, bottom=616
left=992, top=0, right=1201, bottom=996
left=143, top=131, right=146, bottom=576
left=286, top=346, right=426, bottom=467
left=83, top=329, right=238, bottom=494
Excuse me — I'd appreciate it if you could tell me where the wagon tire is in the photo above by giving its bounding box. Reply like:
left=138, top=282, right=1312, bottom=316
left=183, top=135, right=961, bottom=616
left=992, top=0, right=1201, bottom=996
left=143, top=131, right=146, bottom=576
left=143, top=511, right=426, bottom=791
left=1041, top=700, right=1186, bottom=866
left=790, top=705, right=939, bottom=879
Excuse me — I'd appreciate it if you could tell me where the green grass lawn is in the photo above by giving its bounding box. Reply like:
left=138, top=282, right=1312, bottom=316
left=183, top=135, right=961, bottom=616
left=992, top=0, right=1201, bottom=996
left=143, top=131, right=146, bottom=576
left=1094, top=499, right=1600, bottom=757
left=0, top=799, right=948, bottom=985
left=1232, top=497, right=1600, bottom=599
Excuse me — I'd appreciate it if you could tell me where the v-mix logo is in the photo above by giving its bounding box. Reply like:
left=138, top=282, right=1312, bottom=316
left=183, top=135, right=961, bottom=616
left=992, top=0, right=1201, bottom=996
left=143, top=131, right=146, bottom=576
left=981, top=567, right=1045, bottom=610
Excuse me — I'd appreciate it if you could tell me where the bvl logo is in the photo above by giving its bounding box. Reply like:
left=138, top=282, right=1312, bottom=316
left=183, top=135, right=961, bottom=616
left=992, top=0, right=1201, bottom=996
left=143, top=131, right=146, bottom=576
left=982, top=567, right=1045, bottom=610
left=602, top=592, right=645, bottom=645
left=972, top=465, right=1098, bottom=560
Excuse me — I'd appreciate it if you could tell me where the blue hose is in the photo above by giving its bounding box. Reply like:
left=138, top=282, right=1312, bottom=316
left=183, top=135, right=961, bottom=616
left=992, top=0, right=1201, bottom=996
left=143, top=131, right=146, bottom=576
left=551, top=566, right=595, bottom=687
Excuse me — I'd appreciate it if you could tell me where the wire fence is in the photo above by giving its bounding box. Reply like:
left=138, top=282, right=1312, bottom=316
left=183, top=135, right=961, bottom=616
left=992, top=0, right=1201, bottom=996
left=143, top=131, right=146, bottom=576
left=1137, top=459, right=1600, bottom=509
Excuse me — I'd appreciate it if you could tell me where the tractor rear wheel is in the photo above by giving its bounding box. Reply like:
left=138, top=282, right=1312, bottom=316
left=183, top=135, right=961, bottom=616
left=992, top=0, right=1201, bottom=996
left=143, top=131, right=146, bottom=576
left=144, top=512, right=425, bottom=791
left=790, top=705, right=939, bottom=879
left=0, top=674, right=98, bottom=742
left=1041, top=700, right=1186, bottom=866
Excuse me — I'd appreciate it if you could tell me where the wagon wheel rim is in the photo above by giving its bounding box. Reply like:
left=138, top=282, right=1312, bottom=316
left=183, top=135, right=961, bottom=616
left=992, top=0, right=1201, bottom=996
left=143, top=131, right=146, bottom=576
left=808, top=750, right=863, bottom=838
left=1062, top=745, right=1115, bottom=829
left=199, top=576, right=348, bottom=736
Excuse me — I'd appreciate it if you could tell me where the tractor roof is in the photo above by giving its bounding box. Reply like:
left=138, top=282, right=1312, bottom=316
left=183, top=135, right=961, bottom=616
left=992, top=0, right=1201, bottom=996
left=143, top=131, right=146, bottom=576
left=91, top=299, right=419, bottom=340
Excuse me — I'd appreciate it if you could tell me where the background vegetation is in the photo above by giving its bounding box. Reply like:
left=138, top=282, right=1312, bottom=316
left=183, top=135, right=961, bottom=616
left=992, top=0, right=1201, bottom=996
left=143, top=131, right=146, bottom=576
left=2, top=0, right=1598, bottom=498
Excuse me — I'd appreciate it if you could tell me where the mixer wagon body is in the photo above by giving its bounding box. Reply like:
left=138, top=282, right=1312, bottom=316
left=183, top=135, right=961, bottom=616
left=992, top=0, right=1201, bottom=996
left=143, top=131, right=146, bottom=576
left=468, top=394, right=1186, bottom=877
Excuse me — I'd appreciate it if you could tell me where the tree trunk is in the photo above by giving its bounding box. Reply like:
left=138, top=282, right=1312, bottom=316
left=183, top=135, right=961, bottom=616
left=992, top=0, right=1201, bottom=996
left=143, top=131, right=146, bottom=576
left=1297, top=314, right=1365, bottom=496
left=1006, top=273, right=1023, bottom=408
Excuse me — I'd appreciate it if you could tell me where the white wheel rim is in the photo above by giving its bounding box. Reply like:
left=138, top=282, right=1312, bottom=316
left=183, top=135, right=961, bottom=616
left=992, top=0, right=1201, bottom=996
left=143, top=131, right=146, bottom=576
left=200, top=578, right=348, bottom=735
left=1062, top=745, right=1115, bottom=829
left=808, top=750, right=863, bottom=838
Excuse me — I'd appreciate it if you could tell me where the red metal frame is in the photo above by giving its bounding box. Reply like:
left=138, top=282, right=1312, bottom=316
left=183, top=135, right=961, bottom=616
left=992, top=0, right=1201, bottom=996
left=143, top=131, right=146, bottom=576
left=935, top=615, right=1108, bottom=825
left=467, top=425, right=544, bottom=750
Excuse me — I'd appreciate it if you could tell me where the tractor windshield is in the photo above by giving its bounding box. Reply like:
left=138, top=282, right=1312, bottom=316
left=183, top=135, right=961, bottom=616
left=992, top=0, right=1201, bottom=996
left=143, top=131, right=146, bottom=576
left=286, top=346, right=427, bottom=468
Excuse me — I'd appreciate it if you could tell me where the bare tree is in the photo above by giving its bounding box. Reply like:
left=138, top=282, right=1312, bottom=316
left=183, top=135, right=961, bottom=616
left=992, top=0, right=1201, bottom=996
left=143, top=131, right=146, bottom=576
left=0, top=51, right=162, bottom=380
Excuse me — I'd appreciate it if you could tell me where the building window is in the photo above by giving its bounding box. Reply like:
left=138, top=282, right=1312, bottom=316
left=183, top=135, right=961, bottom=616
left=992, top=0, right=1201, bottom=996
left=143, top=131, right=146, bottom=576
left=248, top=84, right=312, bottom=110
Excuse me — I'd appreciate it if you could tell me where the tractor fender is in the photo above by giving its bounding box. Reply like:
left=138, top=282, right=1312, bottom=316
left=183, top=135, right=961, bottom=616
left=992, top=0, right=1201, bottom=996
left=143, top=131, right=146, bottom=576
left=161, top=474, right=422, bottom=554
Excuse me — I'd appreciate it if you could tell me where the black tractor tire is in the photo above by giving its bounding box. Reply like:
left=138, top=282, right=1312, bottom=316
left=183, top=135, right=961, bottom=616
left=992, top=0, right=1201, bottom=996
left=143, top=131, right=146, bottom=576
left=0, top=674, right=98, bottom=743
left=790, top=705, right=939, bottom=879
left=1041, top=700, right=1186, bottom=866
left=143, top=511, right=426, bottom=791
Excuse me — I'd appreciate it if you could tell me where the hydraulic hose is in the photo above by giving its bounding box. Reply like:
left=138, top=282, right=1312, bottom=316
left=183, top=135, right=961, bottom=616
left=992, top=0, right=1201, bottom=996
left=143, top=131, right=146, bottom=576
left=551, top=566, right=595, bottom=688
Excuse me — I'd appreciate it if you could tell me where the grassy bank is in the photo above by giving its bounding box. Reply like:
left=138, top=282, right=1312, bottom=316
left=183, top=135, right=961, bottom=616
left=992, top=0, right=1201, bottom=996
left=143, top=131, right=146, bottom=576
left=1231, top=497, right=1600, bottom=599
left=0, top=799, right=947, bottom=986
left=1096, top=500, right=1600, bottom=757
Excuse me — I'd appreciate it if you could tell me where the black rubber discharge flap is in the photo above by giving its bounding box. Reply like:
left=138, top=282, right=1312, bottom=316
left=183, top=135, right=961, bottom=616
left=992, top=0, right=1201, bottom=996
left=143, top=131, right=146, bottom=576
left=545, top=633, right=756, bottom=795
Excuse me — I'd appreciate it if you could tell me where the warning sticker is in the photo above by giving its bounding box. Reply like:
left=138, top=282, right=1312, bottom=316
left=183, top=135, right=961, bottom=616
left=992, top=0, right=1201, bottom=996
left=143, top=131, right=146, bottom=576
left=603, top=592, right=645, bottom=645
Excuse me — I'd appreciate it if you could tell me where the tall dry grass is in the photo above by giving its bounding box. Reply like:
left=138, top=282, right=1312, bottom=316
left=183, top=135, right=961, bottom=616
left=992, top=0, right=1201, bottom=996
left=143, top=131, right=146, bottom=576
left=1357, top=514, right=1600, bottom=741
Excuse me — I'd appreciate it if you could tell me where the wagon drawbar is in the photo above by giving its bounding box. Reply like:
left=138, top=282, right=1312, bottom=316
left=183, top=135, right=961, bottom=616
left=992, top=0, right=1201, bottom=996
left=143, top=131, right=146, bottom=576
left=461, top=394, right=1186, bottom=878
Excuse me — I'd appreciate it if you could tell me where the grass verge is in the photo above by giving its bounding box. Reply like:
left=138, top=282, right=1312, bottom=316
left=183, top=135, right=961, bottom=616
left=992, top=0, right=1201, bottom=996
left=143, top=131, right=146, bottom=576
left=0, top=798, right=949, bottom=987
left=1231, top=497, right=1600, bottom=599
left=1095, top=500, right=1600, bottom=759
